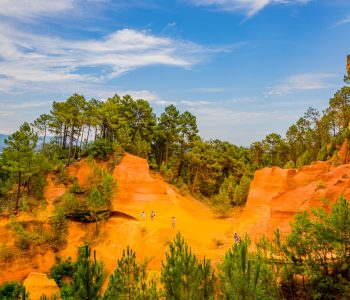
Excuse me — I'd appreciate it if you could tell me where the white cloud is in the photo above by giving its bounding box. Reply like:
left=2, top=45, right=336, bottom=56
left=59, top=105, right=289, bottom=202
left=266, top=73, right=336, bottom=96
left=331, top=15, right=350, bottom=28
left=0, top=23, right=226, bottom=93
left=0, top=0, right=74, bottom=19
left=188, top=0, right=311, bottom=17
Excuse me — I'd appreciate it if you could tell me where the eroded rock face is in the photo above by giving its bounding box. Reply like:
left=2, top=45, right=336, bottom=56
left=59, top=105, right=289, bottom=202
left=239, top=160, right=350, bottom=238
left=23, top=272, right=60, bottom=300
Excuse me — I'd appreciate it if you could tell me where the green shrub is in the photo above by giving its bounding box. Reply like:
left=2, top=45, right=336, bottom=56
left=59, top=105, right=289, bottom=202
left=58, top=192, right=80, bottom=215
left=0, top=242, right=14, bottom=262
left=49, top=256, right=75, bottom=287
left=50, top=208, right=68, bottom=248
left=83, top=139, right=113, bottom=160
left=316, top=179, right=325, bottom=190
left=0, top=281, right=24, bottom=299
left=69, top=177, right=84, bottom=194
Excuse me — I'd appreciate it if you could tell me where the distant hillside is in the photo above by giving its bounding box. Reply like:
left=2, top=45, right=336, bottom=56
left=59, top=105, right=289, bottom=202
left=0, top=134, right=51, bottom=152
left=0, top=134, right=8, bottom=151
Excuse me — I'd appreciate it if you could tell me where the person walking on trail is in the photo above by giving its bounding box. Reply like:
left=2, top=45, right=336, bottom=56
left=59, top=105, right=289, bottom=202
left=151, top=211, right=156, bottom=220
left=141, top=211, right=145, bottom=220
left=234, top=232, right=240, bottom=244
left=171, top=216, right=176, bottom=228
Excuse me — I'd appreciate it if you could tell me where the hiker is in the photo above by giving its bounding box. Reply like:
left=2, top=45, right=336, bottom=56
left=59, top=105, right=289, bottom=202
left=151, top=211, right=156, bottom=220
left=171, top=216, right=176, bottom=228
left=141, top=211, right=145, bottom=220
left=234, top=232, right=240, bottom=244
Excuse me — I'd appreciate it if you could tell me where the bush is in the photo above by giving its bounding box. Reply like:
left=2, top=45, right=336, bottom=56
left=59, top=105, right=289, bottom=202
left=316, top=179, right=325, bottom=190
left=9, top=219, right=49, bottom=251
left=212, top=189, right=232, bottom=217
left=0, top=281, right=24, bottom=299
left=49, top=256, right=75, bottom=287
left=0, top=242, right=14, bottom=262
left=50, top=208, right=68, bottom=248
left=284, top=160, right=296, bottom=169
left=58, top=192, right=80, bottom=215
left=83, top=139, right=113, bottom=160
left=69, top=177, right=84, bottom=194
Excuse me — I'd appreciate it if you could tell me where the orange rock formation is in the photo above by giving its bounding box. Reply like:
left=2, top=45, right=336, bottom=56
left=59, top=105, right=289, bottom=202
left=23, top=272, right=60, bottom=300
left=238, top=160, right=350, bottom=239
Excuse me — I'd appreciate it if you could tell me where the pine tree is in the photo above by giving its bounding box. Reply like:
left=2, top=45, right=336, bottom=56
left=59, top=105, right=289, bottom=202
left=103, top=246, right=159, bottom=300
left=219, top=236, right=262, bottom=300
left=161, top=232, right=215, bottom=299
left=70, top=243, right=106, bottom=300
left=1, top=122, right=37, bottom=210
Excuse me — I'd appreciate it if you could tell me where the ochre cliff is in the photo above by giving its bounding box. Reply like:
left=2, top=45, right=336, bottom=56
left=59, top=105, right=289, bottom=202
left=238, top=159, right=350, bottom=239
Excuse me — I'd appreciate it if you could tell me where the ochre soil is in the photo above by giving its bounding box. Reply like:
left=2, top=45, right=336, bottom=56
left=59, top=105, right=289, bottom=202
left=0, top=153, right=234, bottom=287
left=1, top=151, right=350, bottom=297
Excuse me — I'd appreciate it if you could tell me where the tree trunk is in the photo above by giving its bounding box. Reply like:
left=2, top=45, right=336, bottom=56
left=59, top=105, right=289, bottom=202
left=86, top=125, right=91, bottom=143
left=79, top=125, right=85, bottom=153
left=16, top=170, right=21, bottom=211
left=73, top=125, right=82, bottom=160
left=67, top=125, right=75, bottom=166
left=43, top=126, right=46, bottom=148
left=63, top=125, right=68, bottom=149
left=192, top=167, right=199, bottom=194
left=59, top=123, right=63, bottom=149
left=176, top=144, right=184, bottom=182
left=165, top=143, right=169, bottom=164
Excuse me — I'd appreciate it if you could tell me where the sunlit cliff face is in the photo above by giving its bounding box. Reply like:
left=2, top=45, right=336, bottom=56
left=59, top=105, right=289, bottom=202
left=347, top=55, right=350, bottom=78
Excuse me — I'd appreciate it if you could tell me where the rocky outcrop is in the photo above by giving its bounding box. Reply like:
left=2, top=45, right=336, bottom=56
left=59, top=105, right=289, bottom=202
left=23, top=272, right=60, bottom=300
left=239, top=160, right=350, bottom=238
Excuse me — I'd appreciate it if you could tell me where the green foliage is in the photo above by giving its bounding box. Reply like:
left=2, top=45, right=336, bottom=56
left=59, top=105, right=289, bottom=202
left=212, top=189, right=232, bottom=217
left=50, top=208, right=68, bottom=248
left=284, top=160, right=295, bottom=169
left=0, top=281, right=25, bottom=300
left=69, top=177, right=84, bottom=194
left=104, top=246, right=159, bottom=300
left=233, top=175, right=251, bottom=206
left=219, top=236, right=267, bottom=299
left=161, top=232, right=215, bottom=299
left=0, top=242, right=14, bottom=262
left=1, top=122, right=37, bottom=210
left=59, top=192, right=80, bottom=215
left=49, top=256, right=75, bottom=287
left=9, top=219, right=49, bottom=250
left=69, top=243, right=106, bottom=300
left=84, top=139, right=113, bottom=160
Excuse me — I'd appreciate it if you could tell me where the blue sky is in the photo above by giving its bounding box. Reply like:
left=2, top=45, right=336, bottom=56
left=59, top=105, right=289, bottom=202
left=0, top=0, right=349, bottom=146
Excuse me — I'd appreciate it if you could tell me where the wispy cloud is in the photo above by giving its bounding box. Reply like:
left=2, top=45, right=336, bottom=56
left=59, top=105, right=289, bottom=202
left=0, top=0, right=74, bottom=19
left=187, top=0, right=312, bottom=17
left=331, top=15, right=350, bottom=28
left=266, top=73, right=336, bottom=96
left=0, top=23, right=231, bottom=93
